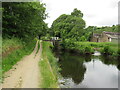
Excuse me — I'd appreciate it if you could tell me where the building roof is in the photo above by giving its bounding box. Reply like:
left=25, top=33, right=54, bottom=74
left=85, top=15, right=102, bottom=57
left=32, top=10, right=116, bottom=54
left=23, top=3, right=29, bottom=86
left=103, top=31, right=120, bottom=35
left=103, top=31, right=120, bottom=39
left=93, top=33, right=101, bottom=37
left=93, top=31, right=120, bottom=39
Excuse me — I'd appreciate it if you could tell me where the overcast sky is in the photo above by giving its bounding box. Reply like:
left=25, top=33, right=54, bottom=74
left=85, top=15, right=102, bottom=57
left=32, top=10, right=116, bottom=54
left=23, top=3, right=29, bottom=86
left=40, top=0, right=119, bottom=27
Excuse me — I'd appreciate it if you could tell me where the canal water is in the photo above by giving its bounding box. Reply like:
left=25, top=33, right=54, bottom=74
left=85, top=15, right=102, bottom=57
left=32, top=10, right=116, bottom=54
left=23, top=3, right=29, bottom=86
left=54, top=51, right=120, bottom=88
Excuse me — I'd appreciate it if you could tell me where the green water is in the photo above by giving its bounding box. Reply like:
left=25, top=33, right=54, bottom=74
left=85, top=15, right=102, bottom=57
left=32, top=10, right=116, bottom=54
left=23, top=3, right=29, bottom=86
left=55, top=51, right=119, bottom=88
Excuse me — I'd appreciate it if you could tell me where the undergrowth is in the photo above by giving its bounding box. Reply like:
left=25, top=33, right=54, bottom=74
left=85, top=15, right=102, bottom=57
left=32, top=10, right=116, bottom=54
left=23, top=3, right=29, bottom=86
left=62, top=39, right=119, bottom=57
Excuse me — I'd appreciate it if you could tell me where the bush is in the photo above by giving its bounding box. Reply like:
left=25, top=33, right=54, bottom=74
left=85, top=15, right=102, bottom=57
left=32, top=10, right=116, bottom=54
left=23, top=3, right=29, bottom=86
left=62, top=40, right=118, bottom=56
left=103, top=45, right=110, bottom=54
left=117, top=49, right=120, bottom=56
left=85, top=46, right=94, bottom=54
left=101, top=45, right=118, bottom=57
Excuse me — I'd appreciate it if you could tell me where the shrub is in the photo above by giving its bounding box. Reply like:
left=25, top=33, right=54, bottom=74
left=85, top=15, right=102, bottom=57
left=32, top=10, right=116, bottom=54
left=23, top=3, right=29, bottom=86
left=85, top=46, right=94, bottom=54
left=118, top=49, right=120, bottom=56
left=103, top=45, right=110, bottom=54
left=62, top=40, right=118, bottom=56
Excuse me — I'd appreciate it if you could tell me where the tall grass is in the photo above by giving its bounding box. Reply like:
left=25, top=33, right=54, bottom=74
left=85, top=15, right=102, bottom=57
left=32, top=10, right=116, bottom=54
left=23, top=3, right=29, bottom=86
left=2, top=38, right=22, bottom=53
left=100, top=43, right=119, bottom=57
left=2, top=38, right=36, bottom=73
left=0, top=36, right=2, bottom=83
left=39, top=41, right=59, bottom=88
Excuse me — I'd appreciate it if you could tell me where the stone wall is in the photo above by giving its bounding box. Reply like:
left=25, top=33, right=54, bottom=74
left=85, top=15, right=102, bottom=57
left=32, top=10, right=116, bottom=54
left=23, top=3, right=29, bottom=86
left=99, top=32, right=109, bottom=42
left=91, top=36, right=98, bottom=42
left=91, top=32, right=109, bottom=42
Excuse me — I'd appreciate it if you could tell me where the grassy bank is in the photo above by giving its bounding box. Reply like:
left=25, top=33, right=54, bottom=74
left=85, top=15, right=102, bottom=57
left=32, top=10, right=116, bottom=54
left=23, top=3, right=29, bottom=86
left=2, top=38, right=36, bottom=73
left=39, top=41, right=59, bottom=88
left=62, top=40, right=119, bottom=57
left=0, top=37, right=2, bottom=83
left=100, top=43, right=119, bottom=57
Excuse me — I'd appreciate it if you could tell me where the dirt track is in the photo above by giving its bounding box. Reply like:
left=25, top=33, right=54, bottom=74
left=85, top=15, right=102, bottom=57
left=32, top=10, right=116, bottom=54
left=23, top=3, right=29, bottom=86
left=2, top=41, right=42, bottom=88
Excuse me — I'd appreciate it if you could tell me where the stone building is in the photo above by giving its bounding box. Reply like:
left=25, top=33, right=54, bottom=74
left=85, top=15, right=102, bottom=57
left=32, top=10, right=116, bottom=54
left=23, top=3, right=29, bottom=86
left=91, top=31, right=119, bottom=43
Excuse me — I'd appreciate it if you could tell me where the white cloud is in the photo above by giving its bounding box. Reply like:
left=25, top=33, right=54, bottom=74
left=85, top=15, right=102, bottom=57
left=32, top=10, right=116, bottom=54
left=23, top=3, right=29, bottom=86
left=41, top=0, right=119, bottom=27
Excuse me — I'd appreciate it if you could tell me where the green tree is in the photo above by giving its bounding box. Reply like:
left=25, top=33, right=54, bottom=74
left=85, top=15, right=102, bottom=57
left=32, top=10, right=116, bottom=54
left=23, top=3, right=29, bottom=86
left=2, top=2, right=48, bottom=41
left=51, top=8, right=86, bottom=41
left=71, top=8, right=83, bottom=17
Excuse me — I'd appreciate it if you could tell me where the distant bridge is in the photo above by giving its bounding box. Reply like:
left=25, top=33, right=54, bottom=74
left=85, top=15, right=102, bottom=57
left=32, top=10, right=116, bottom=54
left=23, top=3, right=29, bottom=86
left=43, top=39, right=61, bottom=45
left=42, top=37, right=61, bottom=46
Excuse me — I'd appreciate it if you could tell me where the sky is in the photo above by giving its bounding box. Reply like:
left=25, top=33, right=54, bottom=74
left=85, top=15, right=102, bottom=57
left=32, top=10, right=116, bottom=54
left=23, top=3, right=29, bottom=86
left=40, top=0, right=119, bottom=27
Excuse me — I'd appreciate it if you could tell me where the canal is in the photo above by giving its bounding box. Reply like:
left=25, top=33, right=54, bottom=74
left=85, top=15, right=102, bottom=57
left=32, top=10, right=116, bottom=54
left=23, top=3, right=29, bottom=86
left=54, top=51, right=120, bottom=88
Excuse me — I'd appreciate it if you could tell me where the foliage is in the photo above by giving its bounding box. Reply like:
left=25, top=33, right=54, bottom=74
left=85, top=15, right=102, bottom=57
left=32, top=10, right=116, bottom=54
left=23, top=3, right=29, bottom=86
left=71, top=8, right=83, bottom=17
left=62, top=40, right=119, bottom=56
left=40, top=41, right=59, bottom=88
left=118, top=49, right=120, bottom=56
left=2, top=2, right=48, bottom=41
left=40, top=33, right=51, bottom=40
left=84, top=25, right=118, bottom=41
left=100, top=43, right=119, bottom=57
left=62, top=40, right=94, bottom=54
left=51, top=8, right=86, bottom=41
left=93, top=25, right=118, bottom=33
left=84, top=26, right=97, bottom=41
left=2, top=38, right=22, bottom=53
left=101, top=45, right=110, bottom=54
left=2, top=38, right=36, bottom=73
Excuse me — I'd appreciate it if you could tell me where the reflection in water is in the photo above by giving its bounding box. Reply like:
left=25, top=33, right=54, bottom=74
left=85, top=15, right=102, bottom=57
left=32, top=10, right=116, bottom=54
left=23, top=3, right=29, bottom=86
left=55, top=51, right=119, bottom=88
left=58, top=52, right=86, bottom=84
left=100, top=55, right=120, bottom=70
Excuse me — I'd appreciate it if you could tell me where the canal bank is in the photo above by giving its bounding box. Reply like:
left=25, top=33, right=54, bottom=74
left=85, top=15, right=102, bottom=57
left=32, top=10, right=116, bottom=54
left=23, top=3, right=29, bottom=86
left=39, top=41, right=60, bottom=88
left=39, top=41, right=119, bottom=88
left=53, top=49, right=119, bottom=88
left=61, top=40, right=119, bottom=58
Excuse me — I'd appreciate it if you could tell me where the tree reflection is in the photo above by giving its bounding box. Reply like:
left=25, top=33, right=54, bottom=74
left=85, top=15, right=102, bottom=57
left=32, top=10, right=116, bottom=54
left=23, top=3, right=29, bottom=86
left=100, top=55, right=119, bottom=65
left=58, top=52, right=87, bottom=84
left=56, top=51, right=120, bottom=85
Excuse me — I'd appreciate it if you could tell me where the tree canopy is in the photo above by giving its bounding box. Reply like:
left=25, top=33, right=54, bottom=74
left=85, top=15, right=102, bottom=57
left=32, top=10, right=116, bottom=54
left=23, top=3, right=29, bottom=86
left=2, top=2, right=48, bottom=41
left=93, top=25, right=118, bottom=33
left=51, top=8, right=86, bottom=41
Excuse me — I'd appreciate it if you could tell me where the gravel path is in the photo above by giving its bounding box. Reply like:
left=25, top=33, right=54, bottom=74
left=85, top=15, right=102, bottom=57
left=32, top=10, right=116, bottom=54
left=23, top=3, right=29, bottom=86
left=2, top=41, right=42, bottom=88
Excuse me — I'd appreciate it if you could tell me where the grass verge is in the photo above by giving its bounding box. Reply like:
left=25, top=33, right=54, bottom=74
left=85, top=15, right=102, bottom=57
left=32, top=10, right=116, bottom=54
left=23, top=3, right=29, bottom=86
left=39, top=41, right=59, bottom=88
left=2, top=38, right=36, bottom=73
